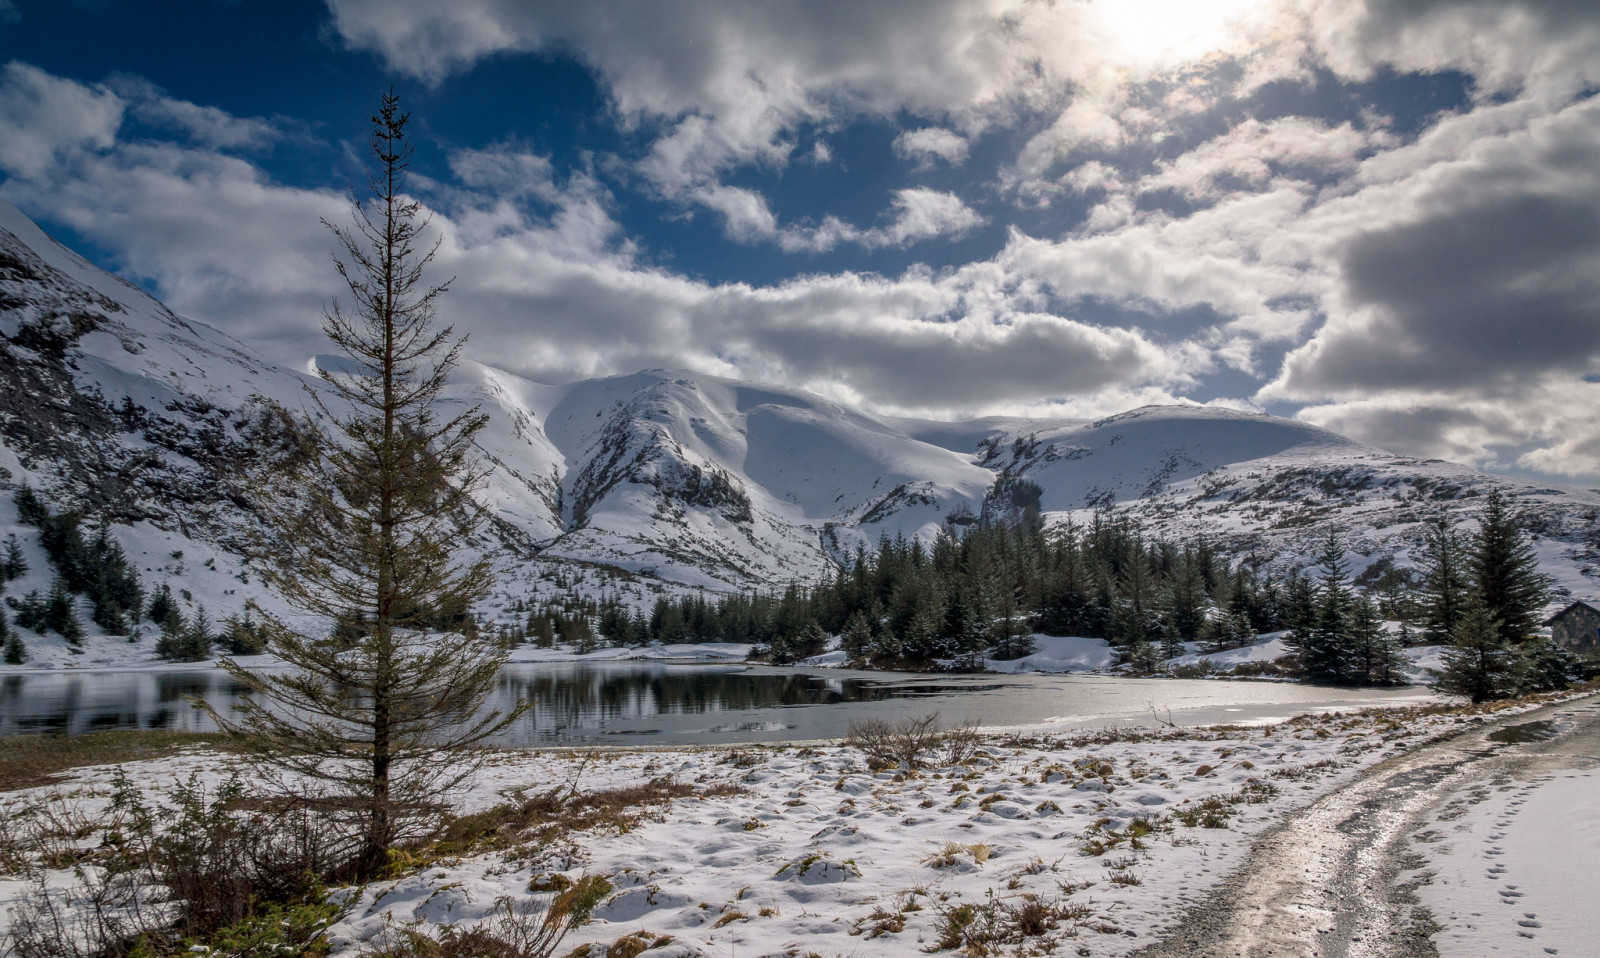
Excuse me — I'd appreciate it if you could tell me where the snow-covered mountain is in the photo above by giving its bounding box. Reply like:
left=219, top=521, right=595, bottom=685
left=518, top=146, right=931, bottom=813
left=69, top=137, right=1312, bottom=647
left=4, top=196, right=1600, bottom=664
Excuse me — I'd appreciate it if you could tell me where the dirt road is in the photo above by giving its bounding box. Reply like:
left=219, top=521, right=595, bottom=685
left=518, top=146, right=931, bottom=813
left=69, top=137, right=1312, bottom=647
left=1132, top=693, right=1600, bottom=958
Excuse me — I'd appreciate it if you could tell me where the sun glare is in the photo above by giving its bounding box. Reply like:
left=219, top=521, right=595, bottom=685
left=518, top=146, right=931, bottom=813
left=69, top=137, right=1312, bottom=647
left=1085, top=0, right=1272, bottom=73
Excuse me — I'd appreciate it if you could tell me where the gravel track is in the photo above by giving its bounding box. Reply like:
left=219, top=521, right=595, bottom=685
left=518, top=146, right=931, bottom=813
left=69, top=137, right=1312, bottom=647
left=1132, top=693, right=1600, bottom=958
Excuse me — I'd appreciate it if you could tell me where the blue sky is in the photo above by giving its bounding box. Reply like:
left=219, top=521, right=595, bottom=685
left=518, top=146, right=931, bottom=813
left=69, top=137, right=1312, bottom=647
left=2, top=0, right=1599, bottom=481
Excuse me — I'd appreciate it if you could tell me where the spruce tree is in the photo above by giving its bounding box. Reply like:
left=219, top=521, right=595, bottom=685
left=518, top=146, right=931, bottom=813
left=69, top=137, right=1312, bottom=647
left=1347, top=591, right=1405, bottom=685
left=1417, top=512, right=1468, bottom=643
left=211, top=92, right=522, bottom=879
left=841, top=611, right=873, bottom=662
left=44, top=577, right=82, bottom=645
left=1, top=534, right=24, bottom=581
left=1469, top=489, right=1548, bottom=644
left=0, top=605, right=22, bottom=664
left=1434, top=593, right=1522, bottom=703
left=1519, top=639, right=1576, bottom=693
left=1298, top=535, right=1352, bottom=682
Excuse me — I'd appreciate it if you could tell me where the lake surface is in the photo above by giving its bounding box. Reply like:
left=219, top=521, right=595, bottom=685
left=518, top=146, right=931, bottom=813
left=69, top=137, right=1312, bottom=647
left=0, top=662, right=1438, bottom=746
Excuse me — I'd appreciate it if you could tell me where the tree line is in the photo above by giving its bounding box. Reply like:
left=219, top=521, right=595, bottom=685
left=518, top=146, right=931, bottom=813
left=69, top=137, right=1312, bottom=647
left=512, top=486, right=1575, bottom=699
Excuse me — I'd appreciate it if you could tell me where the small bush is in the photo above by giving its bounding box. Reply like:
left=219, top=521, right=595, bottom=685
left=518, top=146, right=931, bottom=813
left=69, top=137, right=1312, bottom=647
left=933, top=890, right=1095, bottom=953
left=845, top=712, right=980, bottom=770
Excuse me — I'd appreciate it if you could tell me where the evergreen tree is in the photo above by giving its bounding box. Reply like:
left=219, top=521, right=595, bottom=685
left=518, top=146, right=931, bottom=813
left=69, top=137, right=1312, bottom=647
left=1434, top=594, right=1522, bottom=703
left=44, top=577, right=82, bottom=645
left=841, top=611, right=873, bottom=662
left=0, top=605, right=21, bottom=664
left=1469, top=489, right=1548, bottom=644
left=1, top=534, right=25, bottom=582
left=1418, top=512, right=1468, bottom=643
left=1298, top=535, right=1352, bottom=682
left=1519, top=639, right=1576, bottom=694
left=156, top=605, right=213, bottom=662
left=210, top=92, right=522, bottom=879
left=230, top=609, right=271, bottom=654
left=147, top=583, right=178, bottom=630
left=1346, top=591, right=1405, bottom=685
left=1162, top=553, right=1208, bottom=647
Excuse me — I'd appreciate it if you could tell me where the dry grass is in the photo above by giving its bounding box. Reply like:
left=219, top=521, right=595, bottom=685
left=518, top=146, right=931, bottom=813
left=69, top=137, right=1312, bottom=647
left=0, top=729, right=233, bottom=792
left=428, top=778, right=745, bottom=858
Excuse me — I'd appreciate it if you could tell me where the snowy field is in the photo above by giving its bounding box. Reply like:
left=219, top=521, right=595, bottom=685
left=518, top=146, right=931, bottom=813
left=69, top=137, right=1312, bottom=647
left=1410, top=767, right=1600, bottom=957
left=0, top=702, right=1535, bottom=957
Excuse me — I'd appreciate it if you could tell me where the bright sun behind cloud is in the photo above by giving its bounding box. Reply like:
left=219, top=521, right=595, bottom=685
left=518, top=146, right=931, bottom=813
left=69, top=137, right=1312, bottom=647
left=1083, top=0, right=1274, bottom=72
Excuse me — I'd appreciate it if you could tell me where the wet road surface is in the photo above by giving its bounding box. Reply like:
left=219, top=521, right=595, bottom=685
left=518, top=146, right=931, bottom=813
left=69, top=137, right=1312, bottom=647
left=1132, top=693, right=1600, bottom=958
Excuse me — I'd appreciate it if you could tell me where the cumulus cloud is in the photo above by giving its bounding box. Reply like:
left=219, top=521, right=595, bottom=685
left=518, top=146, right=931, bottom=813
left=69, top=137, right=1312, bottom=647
left=692, top=185, right=984, bottom=252
left=893, top=127, right=970, bottom=168
left=0, top=62, right=1174, bottom=419
left=13, top=0, right=1600, bottom=477
left=0, top=62, right=123, bottom=179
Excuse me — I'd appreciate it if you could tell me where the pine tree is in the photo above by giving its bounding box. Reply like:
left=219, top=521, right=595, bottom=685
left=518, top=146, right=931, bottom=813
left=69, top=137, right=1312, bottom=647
left=210, top=92, right=522, bottom=879
left=1519, top=639, right=1576, bottom=693
left=841, top=611, right=873, bottom=662
left=1418, top=512, right=1468, bottom=643
left=1, top=535, right=25, bottom=581
left=1469, top=489, right=1548, bottom=644
left=44, top=577, right=82, bottom=645
left=0, top=605, right=22, bottom=664
left=1434, top=593, right=1522, bottom=703
left=1347, top=591, right=1405, bottom=685
left=147, top=582, right=177, bottom=629
left=1298, top=535, right=1352, bottom=682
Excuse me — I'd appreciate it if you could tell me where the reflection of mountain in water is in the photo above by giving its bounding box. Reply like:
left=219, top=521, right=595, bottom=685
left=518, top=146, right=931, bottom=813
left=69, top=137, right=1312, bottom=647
left=487, top=666, right=1004, bottom=739
left=0, top=664, right=1008, bottom=741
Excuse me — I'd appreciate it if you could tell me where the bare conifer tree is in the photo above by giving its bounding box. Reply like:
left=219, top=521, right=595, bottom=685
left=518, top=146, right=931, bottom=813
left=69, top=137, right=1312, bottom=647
left=213, top=91, right=523, bottom=879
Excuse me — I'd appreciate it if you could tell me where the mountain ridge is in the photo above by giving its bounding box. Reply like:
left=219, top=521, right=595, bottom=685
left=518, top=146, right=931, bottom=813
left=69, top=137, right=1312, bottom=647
left=4, top=197, right=1600, bottom=668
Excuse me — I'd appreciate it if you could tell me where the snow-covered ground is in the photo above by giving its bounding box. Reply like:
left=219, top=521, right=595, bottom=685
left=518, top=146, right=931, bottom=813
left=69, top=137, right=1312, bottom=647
left=0, top=703, right=1501, bottom=957
left=984, top=635, right=1118, bottom=674
left=1410, top=767, right=1600, bottom=957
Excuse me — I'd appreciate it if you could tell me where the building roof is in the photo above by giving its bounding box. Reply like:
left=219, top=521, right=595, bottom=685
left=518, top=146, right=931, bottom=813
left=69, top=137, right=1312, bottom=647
left=1542, top=599, right=1600, bottom=626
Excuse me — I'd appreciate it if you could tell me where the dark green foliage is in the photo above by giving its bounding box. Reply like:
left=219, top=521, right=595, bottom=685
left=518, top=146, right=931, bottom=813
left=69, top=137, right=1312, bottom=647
left=11, top=486, right=142, bottom=636
left=221, top=610, right=271, bottom=655
left=44, top=577, right=82, bottom=644
left=8, top=589, right=47, bottom=632
left=1469, top=489, right=1548, bottom=644
left=147, top=582, right=178, bottom=630
left=11, top=484, right=47, bottom=526
left=156, top=605, right=213, bottom=662
left=1, top=605, right=22, bottom=664
left=1346, top=591, right=1406, bottom=686
left=0, top=534, right=25, bottom=581
left=1520, top=639, right=1578, bottom=693
left=1434, top=595, right=1522, bottom=703
left=562, top=511, right=1305, bottom=671
left=1295, top=534, right=1352, bottom=683
left=768, top=622, right=827, bottom=664
left=1418, top=511, right=1468, bottom=644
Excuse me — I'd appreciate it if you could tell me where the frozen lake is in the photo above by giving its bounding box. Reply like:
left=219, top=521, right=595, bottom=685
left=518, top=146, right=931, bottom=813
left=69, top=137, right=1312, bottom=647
left=0, top=662, right=1438, bottom=745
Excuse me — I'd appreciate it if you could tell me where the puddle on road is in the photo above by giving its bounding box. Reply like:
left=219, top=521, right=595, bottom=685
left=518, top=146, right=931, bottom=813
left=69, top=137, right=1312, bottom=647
left=1488, top=719, right=1565, bottom=744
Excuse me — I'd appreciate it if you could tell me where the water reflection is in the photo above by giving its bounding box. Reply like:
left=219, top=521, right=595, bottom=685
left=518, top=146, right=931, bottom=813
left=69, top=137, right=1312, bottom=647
left=0, top=662, right=1436, bottom=746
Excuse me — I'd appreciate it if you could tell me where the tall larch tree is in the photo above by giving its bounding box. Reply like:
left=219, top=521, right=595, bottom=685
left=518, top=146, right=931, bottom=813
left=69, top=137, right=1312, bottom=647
left=213, top=92, right=523, bottom=879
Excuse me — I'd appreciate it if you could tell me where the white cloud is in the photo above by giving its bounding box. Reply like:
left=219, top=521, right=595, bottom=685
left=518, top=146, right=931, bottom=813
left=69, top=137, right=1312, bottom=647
left=0, top=61, right=123, bottom=179
left=893, top=127, right=970, bottom=168
left=0, top=64, right=1177, bottom=420
left=689, top=185, right=984, bottom=252
left=108, top=76, right=279, bottom=150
